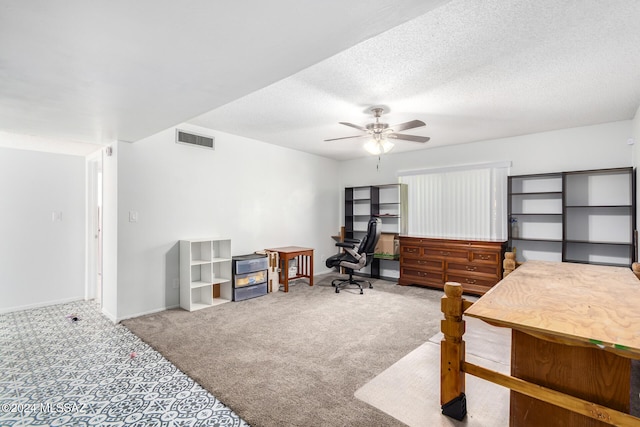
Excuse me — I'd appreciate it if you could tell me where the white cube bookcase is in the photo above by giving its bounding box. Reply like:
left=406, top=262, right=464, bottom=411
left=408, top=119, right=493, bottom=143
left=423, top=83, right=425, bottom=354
left=180, top=238, right=232, bottom=311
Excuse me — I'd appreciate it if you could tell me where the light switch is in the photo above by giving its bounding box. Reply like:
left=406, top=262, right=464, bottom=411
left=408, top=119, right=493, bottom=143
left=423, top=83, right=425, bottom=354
left=129, top=211, right=138, bottom=222
left=51, top=211, right=62, bottom=222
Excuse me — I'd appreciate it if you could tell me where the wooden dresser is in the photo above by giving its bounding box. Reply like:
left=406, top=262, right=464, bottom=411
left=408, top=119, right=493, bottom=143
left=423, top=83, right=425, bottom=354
left=398, top=236, right=506, bottom=295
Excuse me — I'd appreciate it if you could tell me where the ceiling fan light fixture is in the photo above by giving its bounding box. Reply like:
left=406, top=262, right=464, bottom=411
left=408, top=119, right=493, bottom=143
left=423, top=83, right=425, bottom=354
left=364, top=138, right=394, bottom=155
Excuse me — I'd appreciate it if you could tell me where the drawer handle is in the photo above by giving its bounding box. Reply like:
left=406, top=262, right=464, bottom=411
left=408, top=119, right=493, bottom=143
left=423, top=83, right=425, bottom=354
left=478, top=255, right=491, bottom=260
left=418, top=260, right=427, bottom=265
left=407, top=248, right=418, bottom=253
left=440, top=251, right=450, bottom=256
left=466, top=266, right=477, bottom=271
left=465, top=278, right=477, bottom=284
left=418, top=272, right=428, bottom=277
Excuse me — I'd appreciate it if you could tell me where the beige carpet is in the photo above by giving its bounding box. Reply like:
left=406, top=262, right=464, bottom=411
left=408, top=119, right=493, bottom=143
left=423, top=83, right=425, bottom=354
left=123, top=275, right=446, bottom=427
left=123, top=275, right=639, bottom=426
left=355, top=316, right=511, bottom=426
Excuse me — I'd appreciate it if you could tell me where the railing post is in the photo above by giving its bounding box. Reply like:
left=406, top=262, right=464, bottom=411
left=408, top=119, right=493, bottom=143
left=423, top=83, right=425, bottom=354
left=440, top=282, right=467, bottom=420
left=503, top=251, right=516, bottom=277
left=632, top=262, right=640, bottom=280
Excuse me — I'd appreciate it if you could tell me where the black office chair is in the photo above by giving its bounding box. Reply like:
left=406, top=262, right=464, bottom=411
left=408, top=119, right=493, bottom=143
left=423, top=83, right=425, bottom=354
left=325, top=217, right=382, bottom=294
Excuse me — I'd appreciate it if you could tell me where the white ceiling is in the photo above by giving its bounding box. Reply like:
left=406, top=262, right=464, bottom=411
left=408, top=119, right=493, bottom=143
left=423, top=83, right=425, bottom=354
left=2, top=0, right=640, bottom=159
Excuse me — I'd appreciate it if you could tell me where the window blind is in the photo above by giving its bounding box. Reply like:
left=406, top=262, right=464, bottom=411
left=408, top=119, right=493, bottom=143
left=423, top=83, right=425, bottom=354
left=399, top=162, right=509, bottom=240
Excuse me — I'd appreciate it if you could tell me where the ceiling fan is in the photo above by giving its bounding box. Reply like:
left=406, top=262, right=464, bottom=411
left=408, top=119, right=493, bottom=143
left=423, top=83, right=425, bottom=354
left=325, top=107, right=430, bottom=154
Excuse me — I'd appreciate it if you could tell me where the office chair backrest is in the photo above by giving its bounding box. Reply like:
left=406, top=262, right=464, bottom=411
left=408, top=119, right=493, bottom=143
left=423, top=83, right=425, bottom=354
left=359, top=217, right=382, bottom=265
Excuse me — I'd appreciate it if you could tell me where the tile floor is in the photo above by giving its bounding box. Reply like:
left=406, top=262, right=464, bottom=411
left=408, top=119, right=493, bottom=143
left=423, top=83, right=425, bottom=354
left=0, top=300, right=249, bottom=427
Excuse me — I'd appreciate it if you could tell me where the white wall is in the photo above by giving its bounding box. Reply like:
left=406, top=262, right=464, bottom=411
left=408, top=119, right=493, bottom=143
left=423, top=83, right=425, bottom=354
left=338, top=120, right=634, bottom=189
left=4, top=119, right=635, bottom=317
left=114, top=125, right=340, bottom=320
left=336, top=120, right=635, bottom=244
left=0, top=147, right=85, bottom=313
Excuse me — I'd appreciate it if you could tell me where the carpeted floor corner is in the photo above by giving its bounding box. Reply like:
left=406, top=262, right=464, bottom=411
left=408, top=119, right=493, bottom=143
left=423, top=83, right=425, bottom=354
left=123, top=275, right=445, bottom=427
left=122, top=273, right=640, bottom=426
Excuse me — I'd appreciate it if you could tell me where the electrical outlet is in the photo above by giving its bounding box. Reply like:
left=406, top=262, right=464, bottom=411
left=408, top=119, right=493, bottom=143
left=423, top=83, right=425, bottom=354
left=172, top=278, right=179, bottom=289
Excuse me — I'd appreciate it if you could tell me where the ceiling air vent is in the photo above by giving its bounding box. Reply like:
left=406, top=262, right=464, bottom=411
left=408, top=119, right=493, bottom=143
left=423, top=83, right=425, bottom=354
left=176, top=129, right=215, bottom=150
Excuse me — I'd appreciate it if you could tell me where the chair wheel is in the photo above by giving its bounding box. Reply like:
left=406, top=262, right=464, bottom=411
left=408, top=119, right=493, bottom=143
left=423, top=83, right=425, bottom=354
left=360, top=289, right=364, bottom=294
left=369, top=284, right=373, bottom=289
left=335, top=288, right=340, bottom=293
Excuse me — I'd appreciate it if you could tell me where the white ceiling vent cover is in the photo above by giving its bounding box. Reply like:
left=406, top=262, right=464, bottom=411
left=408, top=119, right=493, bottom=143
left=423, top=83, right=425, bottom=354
left=176, top=129, right=215, bottom=150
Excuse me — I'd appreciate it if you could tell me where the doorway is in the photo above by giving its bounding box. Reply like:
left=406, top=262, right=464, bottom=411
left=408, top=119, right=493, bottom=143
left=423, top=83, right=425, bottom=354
left=86, top=152, right=103, bottom=306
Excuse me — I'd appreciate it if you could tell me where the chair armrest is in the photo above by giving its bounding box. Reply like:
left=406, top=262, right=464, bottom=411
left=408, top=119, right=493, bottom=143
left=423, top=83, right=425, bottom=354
left=343, top=238, right=360, bottom=243
left=336, top=242, right=357, bottom=249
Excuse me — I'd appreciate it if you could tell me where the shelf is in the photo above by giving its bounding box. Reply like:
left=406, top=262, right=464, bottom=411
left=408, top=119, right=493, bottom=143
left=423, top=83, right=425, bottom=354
left=510, top=174, right=563, bottom=194
left=565, top=205, right=632, bottom=209
left=562, top=259, right=631, bottom=268
left=189, top=302, right=213, bottom=311
left=511, top=192, right=562, bottom=215
left=190, top=280, right=212, bottom=289
left=511, top=213, right=562, bottom=216
left=374, top=254, right=399, bottom=260
left=511, top=191, right=563, bottom=196
left=181, top=238, right=232, bottom=312
left=512, top=237, right=563, bottom=243
left=508, top=167, right=635, bottom=267
left=565, top=239, right=632, bottom=246
left=211, top=298, right=231, bottom=307
left=344, top=184, right=406, bottom=279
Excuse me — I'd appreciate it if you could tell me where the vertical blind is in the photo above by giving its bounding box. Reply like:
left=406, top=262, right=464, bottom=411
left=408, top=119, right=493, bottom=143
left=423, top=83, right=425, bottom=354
left=399, top=162, right=509, bottom=240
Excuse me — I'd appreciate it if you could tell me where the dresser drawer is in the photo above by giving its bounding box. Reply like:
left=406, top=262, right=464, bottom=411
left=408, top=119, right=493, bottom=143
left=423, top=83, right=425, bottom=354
left=447, top=261, right=499, bottom=278
left=422, top=247, right=468, bottom=261
left=403, top=257, right=443, bottom=271
left=401, top=245, right=422, bottom=257
left=399, top=236, right=505, bottom=295
left=401, top=267, right=443, bottom=286
left=447, top=272, right=498, bottom=290
left=445, top=274, right=494, bottom=295
left=470, top=250, right=500, bottom=264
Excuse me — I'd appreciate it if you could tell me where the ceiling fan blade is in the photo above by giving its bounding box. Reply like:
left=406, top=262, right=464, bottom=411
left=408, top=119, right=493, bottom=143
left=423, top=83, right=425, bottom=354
left=324, top=134, right=367, bottom=142
left=387, top=133, right=430, bottom=143
left=339, top=122, right=368, bottom=132
left=390, top=119, right=426, bottom=132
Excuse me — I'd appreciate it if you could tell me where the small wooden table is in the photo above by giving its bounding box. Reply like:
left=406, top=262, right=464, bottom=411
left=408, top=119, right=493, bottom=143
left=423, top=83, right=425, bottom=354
left=441, top=261, right=640, bottom=426
left=264, top=246, right=314, bottom=292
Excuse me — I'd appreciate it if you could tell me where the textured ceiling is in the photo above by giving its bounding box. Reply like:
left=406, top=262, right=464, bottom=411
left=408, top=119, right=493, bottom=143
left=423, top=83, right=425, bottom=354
left=0, top=0, right=441, bottom=155
left=1, top=1, right=639, bottom=159
left=191, top=0, right=640, bottom=160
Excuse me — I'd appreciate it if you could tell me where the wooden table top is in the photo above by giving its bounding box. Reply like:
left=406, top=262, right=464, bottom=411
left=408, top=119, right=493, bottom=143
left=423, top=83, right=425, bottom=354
left=265, top=246, right=313, bottom=254
left=464, top=260, right=640, bottom=356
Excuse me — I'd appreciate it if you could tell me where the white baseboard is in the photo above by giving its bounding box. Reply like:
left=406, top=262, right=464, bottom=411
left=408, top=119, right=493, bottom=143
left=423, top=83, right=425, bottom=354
left=101, top=307, right=118, bottom=324
left=0, top=296, right=85, bottom=315
left=116, top=304, right=180, bottom=323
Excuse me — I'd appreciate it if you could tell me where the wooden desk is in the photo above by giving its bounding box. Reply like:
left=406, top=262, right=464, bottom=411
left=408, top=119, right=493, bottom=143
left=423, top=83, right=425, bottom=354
left=441, top=261, right=640, bottom=426
left=264, top=246, right=314, bottom=292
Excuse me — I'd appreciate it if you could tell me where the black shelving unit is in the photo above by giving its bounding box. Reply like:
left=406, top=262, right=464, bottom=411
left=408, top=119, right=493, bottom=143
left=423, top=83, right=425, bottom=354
left=343, top=184, right=406, bottom=279
left=562, top=167, right=635, bottom=267
left=508, top=167, right=636, bottom=268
